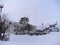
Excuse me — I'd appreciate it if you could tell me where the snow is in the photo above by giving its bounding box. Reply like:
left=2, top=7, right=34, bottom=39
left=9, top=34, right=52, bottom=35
left=0, top=32, right=60, bottom=45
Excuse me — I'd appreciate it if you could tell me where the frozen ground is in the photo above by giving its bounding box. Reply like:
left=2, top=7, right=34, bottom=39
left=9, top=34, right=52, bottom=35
left=0, top=32, right=60, bottom=45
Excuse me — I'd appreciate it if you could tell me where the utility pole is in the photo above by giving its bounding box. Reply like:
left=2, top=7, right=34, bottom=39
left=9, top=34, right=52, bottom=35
left=0, top=0, right=4, bottom=21
left=41, top=23, right=44, bottom=30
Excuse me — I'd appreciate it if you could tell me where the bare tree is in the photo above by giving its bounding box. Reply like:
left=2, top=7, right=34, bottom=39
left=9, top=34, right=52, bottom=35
left=0, top=14, right=10, bottom=40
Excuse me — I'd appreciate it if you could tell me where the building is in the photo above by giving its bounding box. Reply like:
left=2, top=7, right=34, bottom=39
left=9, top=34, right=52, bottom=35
left=6, top=21, right=36, bottom=35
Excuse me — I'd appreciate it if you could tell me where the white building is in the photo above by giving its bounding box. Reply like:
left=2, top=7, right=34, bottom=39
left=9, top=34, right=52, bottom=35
left=6, top=22, right=37, bottom=34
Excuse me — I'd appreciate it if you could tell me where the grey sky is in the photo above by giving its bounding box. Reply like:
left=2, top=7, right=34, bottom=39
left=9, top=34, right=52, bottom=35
left=1, top=0, right=60, bottom=26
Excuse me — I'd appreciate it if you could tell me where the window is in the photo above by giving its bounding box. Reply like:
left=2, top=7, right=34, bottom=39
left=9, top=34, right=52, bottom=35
left=14, top=29, right=16, bottom=32
left=17, top=29, right=19, bottom=32
left=14, top=25, right=16, bottom=27
left=17, top=26, right=19, bottom=28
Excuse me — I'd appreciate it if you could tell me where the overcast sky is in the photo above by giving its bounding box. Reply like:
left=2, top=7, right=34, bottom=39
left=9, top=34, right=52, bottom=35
left=0, top=0, right=60, bottom=26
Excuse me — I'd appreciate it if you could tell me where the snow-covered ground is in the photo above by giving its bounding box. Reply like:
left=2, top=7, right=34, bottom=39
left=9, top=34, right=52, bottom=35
left=0, top=32, right=60, bottom=45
